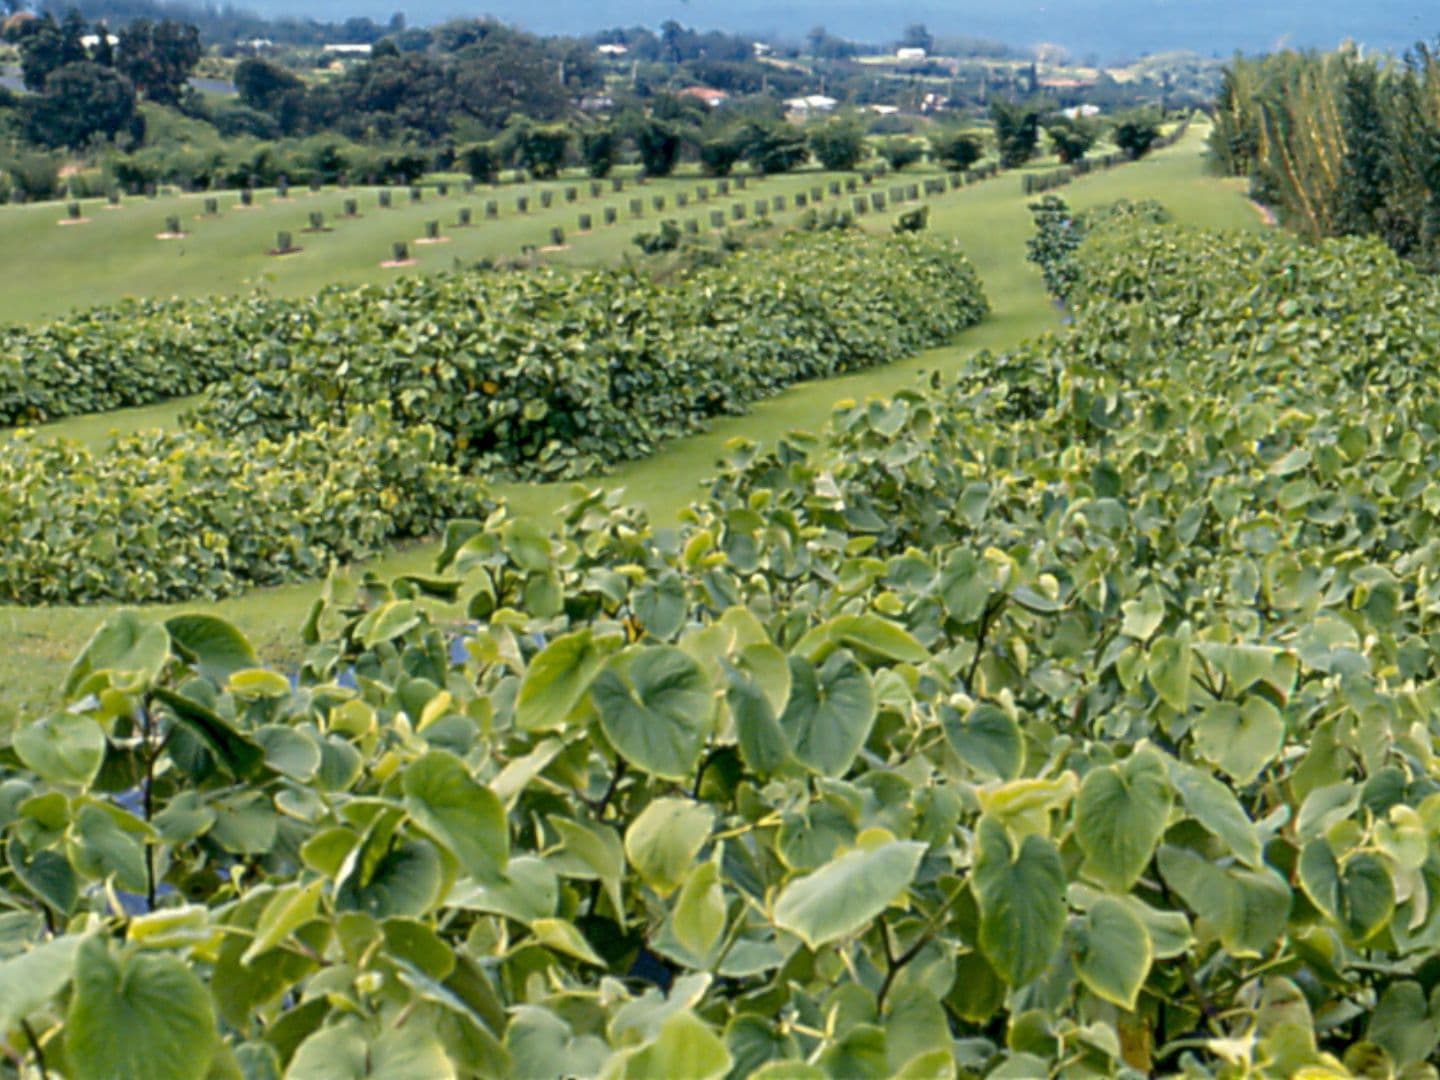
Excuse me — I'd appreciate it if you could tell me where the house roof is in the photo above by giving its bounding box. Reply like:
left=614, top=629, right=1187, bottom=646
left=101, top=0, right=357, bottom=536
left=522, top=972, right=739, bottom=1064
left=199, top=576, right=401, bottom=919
left=677, top=86, right=729, bottom=104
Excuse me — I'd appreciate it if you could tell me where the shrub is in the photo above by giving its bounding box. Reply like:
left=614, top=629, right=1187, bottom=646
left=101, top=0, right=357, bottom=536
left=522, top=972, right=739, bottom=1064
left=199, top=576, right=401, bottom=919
left=809, top=120, right=867, bottom=171
left=0, top=408, right=476, bottom=604
left=879, top=137, right=924, bottom=171
left=931, top=128, right=985, bottom=171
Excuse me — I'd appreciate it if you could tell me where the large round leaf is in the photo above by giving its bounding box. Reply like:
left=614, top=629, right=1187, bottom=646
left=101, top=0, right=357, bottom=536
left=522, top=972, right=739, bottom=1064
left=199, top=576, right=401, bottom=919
left=973, top=817, right=1066, bottom=986
left=1192, top=697, right=1284, bottom=785
left=66, top=936, right=217, bottom=1080
left=403, top=750, right=508, bottom=883
left=337, top=838, right=446, bottom=919
left=1158, top=844, right=1290, bottom=958
left=943, top=704, right=1024, bottom=781
left=777, top=651, right=876, bottom=778
left=288, top=1019, right=457, bottom=1080
left=516, top=629, right=619, bottom=733
left=773, top=838, right=925, bottom=949
left=591, top=646, right=714, bottom=780
left=1071, top=896, right=1151, bottom=1009
left=1298, top=839, right=1395, bottom=944
left=63, top=612, right=170, bottom=699
left=13, top=713, right=105, bottom=787
left=624, top=798, right=714, bottom=897
left=1075, top=748, right=1172, bottom=891
left=165, top=614, right=258, bottom=683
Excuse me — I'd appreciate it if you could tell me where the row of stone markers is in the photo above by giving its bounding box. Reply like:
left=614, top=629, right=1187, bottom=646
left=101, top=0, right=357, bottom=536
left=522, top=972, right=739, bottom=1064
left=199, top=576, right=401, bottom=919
left=508, top=160, right=1011, bottom=257
left=91, top=155, right=1012, bottom=259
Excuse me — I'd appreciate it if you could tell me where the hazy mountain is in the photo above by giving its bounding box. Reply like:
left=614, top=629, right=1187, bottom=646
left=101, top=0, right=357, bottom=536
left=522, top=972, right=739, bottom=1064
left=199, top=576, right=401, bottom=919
left=251, top=0, right=1432, bottom=59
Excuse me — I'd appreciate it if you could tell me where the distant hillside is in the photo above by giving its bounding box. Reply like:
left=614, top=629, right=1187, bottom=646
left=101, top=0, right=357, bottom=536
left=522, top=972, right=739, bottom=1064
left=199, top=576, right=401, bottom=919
left=241, top=0, right=1431, bottom=59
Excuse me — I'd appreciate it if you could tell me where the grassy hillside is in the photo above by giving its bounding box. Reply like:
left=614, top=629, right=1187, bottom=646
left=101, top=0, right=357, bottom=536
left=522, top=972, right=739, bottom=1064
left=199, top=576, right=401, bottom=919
left=0, top=126, right=1258, bottom=721
left=0, top=168, right=940, bottom=325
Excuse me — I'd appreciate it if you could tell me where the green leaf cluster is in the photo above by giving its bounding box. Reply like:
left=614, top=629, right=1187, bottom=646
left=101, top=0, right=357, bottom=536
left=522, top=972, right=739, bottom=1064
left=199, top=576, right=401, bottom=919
left=7, top=209, right=1440, bottom=1078
left=190, top=232, right=988, bottom=481
left=0, top=405, right=482, bottom=604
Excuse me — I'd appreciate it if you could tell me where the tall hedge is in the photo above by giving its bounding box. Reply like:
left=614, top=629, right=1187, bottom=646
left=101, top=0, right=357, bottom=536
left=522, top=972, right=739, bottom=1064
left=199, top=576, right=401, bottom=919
left=191, top=234, right=989, bottom=480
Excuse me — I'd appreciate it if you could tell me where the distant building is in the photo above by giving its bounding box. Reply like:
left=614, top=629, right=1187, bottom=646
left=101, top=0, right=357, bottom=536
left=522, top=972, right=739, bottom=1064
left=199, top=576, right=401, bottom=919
left=752, top=42, right=773, bottom=57
left=80, top=33, right=119, bottom=48
left=896, top=47, right=928, bottom=61
left=241, top=37, right=274, bottom=51
left=1061, top=104, right=1103, bottom=119
left=677, top=86, right=729, bottom=108
left=322, top=43, right=373, bottom=56
left=2, top=11, right=37, bottom=34
left=580, top=95, right=616, bottom=111
left=784, top=94, right=839, bottom=114
left=597, top=43, right=628, bottom=56
left=866, top=104, right=901, bottom=116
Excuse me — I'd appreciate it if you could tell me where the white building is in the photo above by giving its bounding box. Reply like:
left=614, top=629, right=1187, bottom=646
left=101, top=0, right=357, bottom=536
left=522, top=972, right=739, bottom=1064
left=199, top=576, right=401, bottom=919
left=896, top=47, right=928, bottom=61
left=1061, top=104, right=1103, bottom=119
left=597, top=43, right=628, bottom=56
left=784, top=94, right=839, bottom=114
left=322, top=44, right=373, bottom=56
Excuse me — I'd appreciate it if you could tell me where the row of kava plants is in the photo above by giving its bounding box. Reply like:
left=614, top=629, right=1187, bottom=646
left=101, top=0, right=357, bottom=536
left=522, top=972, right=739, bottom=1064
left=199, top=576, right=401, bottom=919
left=0, top=232, right=988, bottom=605
left=4, top=202, right=1440, bottom=1077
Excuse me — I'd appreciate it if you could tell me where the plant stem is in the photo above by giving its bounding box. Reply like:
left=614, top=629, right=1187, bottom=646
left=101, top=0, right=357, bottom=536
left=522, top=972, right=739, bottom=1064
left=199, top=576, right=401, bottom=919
left=21, top=1020, right=49, bottom=1080
left=877, top=881, right=967, bottom=1010
left=595, top=758, right=627, bottom=822
left=965, top=597, right=1005, bottom=694
left=142, top=701, right=158, bottom=912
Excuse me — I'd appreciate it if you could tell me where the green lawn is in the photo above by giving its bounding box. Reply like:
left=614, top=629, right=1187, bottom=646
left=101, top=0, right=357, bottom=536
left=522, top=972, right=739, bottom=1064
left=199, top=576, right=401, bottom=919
left=0, top=127, right=1259, bottom=720
left=3, top=167, right=936, bottom=325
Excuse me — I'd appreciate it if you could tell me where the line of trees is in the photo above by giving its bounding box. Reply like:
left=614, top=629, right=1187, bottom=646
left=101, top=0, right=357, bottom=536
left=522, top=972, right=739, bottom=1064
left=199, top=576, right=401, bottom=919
left=1211, top=43, right=1440, bottom=264
left=990, top=98, right=1163, bottom=169
left=454, top=112, right=988, bottom=183
left=5, top=11, right=201, bottom=147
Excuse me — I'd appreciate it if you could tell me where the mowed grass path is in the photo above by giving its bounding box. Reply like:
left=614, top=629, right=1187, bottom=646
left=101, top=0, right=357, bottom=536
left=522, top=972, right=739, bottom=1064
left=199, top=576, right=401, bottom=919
left=0, top=127, right=1259, bottom=717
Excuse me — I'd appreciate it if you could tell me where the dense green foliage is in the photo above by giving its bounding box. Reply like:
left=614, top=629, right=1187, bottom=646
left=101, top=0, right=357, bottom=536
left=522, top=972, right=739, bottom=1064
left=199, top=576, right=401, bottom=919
left=0, top=295, right=276, bottom=426
left=1025, top=195, right=1171, bottom=300
left=190, top=233, right=988, bottom=481
left=0, top=234, right=983, bottom=439
left=4, top=209, right=1440, bottom=1077
left=0, top=233, right=984, bottom=606
left=989, top=100, right=1041, bottom=169
left=0, top=408, right=477, bottom=605
left=1045, top=118, right=1098, bottom=165
left=1211, top=45, right=1440, bottom=264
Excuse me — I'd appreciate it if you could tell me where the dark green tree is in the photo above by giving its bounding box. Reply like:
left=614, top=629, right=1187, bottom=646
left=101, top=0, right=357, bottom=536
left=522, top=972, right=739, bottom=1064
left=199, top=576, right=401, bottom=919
left=931, top=129, right=984, bottom=170
left=633, top=117, right=681, bottom=177
left=698, top=130, right=745, bottom=176
left=990, top=99, right=1041, bottom=168
left=234, top=57, right=304, bottom=113
left=1113, top=109, right=1162, bottom=160
left=16, top=13, right=86, bottom=91
left=899, top=23, right=933, bottom=53
left=738, top=119, right=809, bottom=175
left=1333, top=58, right=1392, bottom=238
left=459, top=141, right=500, bottom=181
left=1045, top=117, right=1097, bottom=164
left=116, top=18, right=201, bottom=105
left=580, top=126, right=617, bottom=178
left=809, top=120, right=867, bottom=170
left=24, top=62, right=136, bottom=148
left=503, top=119, right=570, bottom=179
left=451, top=27, right=569, bottom=131
left=880, top=137, right=924, bottom=171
